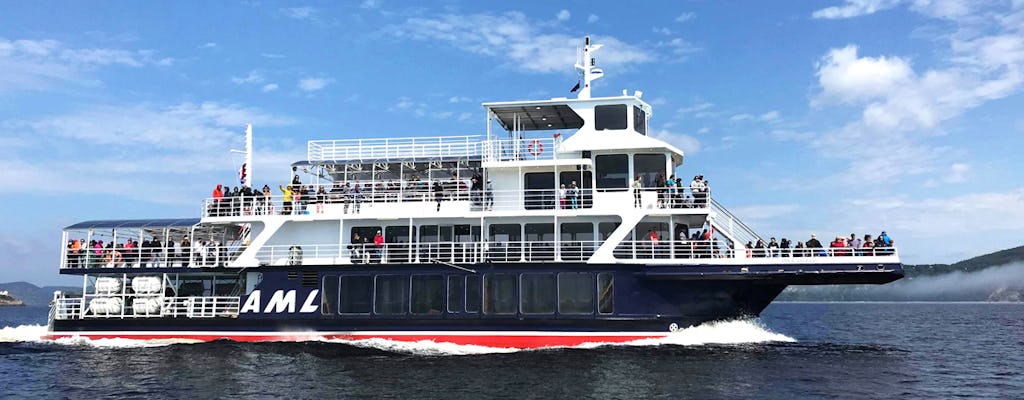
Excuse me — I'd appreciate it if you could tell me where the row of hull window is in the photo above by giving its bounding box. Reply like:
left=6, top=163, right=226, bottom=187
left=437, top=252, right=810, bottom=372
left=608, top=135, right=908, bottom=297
left=320, top=273, right=615, bottom=316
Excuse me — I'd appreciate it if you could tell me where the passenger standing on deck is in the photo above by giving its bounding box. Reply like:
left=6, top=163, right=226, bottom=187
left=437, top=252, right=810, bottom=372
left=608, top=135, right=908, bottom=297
left=374, top=230, right=384, bottom=263
left=485, top=179, right=494, bottom=210
left=261, top=185, right=272, bottom=215
left=558, top=184, right=567, bottom=209
left=648, top=229, right=659, bottom=257
left=352, top=184, right=363, bottom=213
left=212, top=184, right=223, bottom=216
left=667, top=175, right=677, bottom=208
left=350, top=233, right=363, bottom=262
left=806, top=234, right=823, bottom=257
left=434, top=182, right=444, bottom=211
left=768, top=237, right=779, bottom=257
left=632, top=176, right=643, bottom=208
left=569, top=181, right=580, bottom=209
left=279, top=184, right=293, bottom=215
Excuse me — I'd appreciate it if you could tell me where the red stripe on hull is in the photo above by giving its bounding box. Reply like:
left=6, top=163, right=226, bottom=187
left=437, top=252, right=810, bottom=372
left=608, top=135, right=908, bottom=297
left=44, top=333, right=665, bottom=348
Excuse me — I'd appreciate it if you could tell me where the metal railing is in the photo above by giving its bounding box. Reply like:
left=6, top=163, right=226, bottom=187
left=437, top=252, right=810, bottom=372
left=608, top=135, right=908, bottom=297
left=614, top=240, right=736, bottom=259
left=51, top=294, right=240, bottom=320
left=482, top=137, right=558, bottom=161
left=201, top=187, right=710, bottom=217
left=308, top=135, right=483, bottom=162
left=61, top=244, right=240, bottom=269
left=709, top=198, right=763, bottom=246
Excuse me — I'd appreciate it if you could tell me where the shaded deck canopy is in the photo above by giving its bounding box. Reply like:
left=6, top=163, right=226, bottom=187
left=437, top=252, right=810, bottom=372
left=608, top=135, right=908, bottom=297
left=64, top=218, right=201, bottom=231
left=488, top=104, right=584, bottom=131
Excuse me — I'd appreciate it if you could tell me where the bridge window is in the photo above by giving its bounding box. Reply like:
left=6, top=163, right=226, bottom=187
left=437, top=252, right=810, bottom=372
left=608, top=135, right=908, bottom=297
left=339, top=275, right=372, bottom=314
left=483, top=273, right=516, bottom=314
left=321, top=275, right=339, bottom=315
left=374, top=275, right=408, bottom=315
left=524, top=172, right=555, bottom=210
left=595, top=154, right=628, bottom=190
left=598, top=273, right=614, bottom=314
left=633, top=153, right=666, bottom=188
left=634, top=106, right=647, bottom=135
left=595, top=104, right=628, bottom=130
left=520, top=273, right=556, bottom=314
left=447, top=275, right=465, bottom=313
left=558, top=272, right=594, bottom=314
left=560, top=223, right=594, bottom=261
left=411, top=275, right=444, bottom=314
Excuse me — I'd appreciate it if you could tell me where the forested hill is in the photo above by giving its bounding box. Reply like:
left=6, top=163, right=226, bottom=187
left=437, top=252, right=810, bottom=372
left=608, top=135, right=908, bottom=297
left=905, top=244, right=1024, bottom=277
left=779, top=244, right=1024, bottom=302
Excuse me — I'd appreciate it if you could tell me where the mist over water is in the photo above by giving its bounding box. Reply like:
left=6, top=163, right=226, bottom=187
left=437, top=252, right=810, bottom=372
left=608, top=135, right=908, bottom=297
left=784, top=262, right=1024, bottom=301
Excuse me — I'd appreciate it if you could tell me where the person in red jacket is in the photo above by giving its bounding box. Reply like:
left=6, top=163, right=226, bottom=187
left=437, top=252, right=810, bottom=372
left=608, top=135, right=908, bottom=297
left=212, top=184, right=224, bottom=216
left=373, top=230, right=384, bottom=263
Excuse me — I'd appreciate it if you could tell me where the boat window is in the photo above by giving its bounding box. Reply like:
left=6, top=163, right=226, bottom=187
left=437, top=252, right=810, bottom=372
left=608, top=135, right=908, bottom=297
left=447, top=275, right=465, bottom=313
left=524, top=172, right=555, bottom=210
left=595, top=104, right=628, bottom=130
left=595, top=154, right=628, bottom=190
left=525, top=223, right=555, bottom=261
left=634, top=106, right=647, bottom=135
left=597, top=273, right=614, bottom=314
left=560, top=223, right=595, bottom=261
left=374, top=275, right=408, bottom=315
left=633, top=153, right=666, bottom=188
left=339, top=275, right=372, bottom=314
left=483, top=273, right=517, bottom=314
left=488, top=224, right=522, bottom=262
left=598, top=222, right=621, bottom=241
left=466, top=275, right=481, bottom=312
left=558, top=272, right=594, bottom=314
left=411, top=275, right=444, bottom=314
left=385, top=226, right=414, bottom=263
left=520, top=273, right=556, bottom=314
left=321, top=275, right=339, bottom=315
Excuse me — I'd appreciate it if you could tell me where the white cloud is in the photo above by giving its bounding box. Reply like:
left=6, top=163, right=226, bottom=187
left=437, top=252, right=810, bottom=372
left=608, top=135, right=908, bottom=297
left=199, top=42, right=217, bottom=49
left=678, top=102, right=713, bottom=114
left=0, top=37, right=173, bottom=92
left=675, top=12, right=696, bottom=22
left=231, top=70, right=264, bottom=85
left=0, top=102, right=299, bottom=203
left=943, top=162, right=970, bottom=183
left=281, top=6, right=317, bottom=20
left=389, top=12, right=656, bottom=73
left=697, top=127, right=710, bottom=134
left=759, top=111, right=781, bottom=122
left=261, top=83, right=279, bottom=92
left=815, top=45, right=914, bottom=105
left=458, top=112, right=473, bottom=122
left=811, top=0, right=901, bottom=19
left=448, top=96, right=473, bottom=103
left=651, top=129, right=701, bottom=154
left=360, top=0, right=380, bottom=9
left=587, top=14, right=599, bottom=23
left=556, top=10, right=570, bottom=21
left=729, top=113, right=753, bottom=121
left=298, top=77, right=332, bottom=91
left=652, top=27, right=672, bottom=36
left=261, top=53, right=286, bottom=59
left=730, top=204, right=800, bottom=222
left=847, top=188, right=1024, bottom=236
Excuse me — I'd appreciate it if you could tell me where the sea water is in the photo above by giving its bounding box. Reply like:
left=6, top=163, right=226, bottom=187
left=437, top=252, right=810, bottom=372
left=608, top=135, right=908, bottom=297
left=1, top=303, right=1021, bottom=399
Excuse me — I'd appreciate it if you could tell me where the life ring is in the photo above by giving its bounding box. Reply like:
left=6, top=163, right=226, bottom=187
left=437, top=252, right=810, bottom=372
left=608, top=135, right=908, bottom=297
left=527, top=140, right=544, bottom=156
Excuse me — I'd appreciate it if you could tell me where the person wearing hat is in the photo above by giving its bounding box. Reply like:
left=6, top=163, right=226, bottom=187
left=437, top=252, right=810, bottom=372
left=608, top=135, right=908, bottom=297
left=806, top=233, right=823, bottom=257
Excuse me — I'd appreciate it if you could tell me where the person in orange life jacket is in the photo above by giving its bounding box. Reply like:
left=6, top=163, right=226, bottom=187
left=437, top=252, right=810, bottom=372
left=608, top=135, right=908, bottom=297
left=830, top=236, right=847, bottom=256
left=212, top=184, right=223, bottom=216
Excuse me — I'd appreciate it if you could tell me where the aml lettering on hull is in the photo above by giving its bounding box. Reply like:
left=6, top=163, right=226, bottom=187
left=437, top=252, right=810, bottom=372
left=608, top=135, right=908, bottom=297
left=240, top=290, right=320, bottom=314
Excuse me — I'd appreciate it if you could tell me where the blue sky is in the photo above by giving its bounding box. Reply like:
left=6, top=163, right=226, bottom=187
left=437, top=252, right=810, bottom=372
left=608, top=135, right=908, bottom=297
left=2, top=1, right=1023, bottom=285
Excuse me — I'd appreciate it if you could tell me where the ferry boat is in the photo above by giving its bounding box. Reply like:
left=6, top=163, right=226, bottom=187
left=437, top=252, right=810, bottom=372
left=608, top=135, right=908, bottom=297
left=46, top=37, right=903, bottom=348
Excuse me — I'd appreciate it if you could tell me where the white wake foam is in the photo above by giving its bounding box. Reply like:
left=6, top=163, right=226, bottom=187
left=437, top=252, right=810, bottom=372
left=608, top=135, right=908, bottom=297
left=0, top=319, right=793, bottom=353
left=0, top=324, right=198, bottom=348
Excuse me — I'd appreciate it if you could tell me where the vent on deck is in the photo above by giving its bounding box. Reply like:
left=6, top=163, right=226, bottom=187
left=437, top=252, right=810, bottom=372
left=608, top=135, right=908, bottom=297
left=301, top=271, right=318, bottom=287
left=287, top=271, right=299, bottom=280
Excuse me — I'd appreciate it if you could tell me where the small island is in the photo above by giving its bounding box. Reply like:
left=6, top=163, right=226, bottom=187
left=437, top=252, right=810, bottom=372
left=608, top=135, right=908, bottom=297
left=0, top=290, right=25, bottom=306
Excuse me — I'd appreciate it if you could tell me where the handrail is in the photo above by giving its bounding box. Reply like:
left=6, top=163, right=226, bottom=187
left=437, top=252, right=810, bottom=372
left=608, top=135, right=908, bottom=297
left=51, top=294, right=240, bottom=320
left=308, top=135, right=483, bottom=162
left=200, top=187, right=709, bottom=217
left=709, top=197, right=764, bottom=245
left=61, top=244, right=240, bottom=269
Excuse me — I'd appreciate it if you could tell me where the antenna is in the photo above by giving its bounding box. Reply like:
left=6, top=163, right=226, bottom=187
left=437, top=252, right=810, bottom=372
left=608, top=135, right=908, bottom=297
left=573, top=36, right=605, bottom=100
